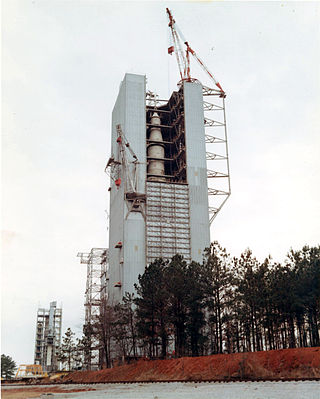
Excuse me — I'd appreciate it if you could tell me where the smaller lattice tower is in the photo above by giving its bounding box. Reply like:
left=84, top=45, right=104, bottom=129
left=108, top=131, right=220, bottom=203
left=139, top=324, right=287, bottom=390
left=34, top=301, right=62, bottom=372
left=78, top=248, right=109, bottom=370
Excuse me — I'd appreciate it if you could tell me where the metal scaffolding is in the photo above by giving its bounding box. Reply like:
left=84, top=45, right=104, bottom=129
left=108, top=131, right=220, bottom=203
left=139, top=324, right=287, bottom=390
left=146, top=82, right=230, bottom=230
left=145, top=87, right=192, bottom=264
left=77, top=248, right=109, bottom=370
left=146, top=87, right=187, bottom=184
left=34, top=302, right=62, bottom=372
left=203, top=84, right=231, bottom=224
left=146, top=181, right=191, bottom=263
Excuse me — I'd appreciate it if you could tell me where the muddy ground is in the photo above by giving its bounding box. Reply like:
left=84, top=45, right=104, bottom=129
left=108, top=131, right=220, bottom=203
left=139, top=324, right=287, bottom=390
left=2, top=381, right=320, bottom=399
left=1, top=385, right=95, bottom=399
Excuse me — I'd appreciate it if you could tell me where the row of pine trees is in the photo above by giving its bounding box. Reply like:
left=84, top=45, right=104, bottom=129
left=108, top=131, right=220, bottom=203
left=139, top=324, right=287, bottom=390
left=89, top=243, right=319, bottom=368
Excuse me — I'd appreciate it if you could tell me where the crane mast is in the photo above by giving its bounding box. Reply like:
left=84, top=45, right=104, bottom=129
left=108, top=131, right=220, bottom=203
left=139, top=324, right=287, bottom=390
left=166, top=8, right=225, bottom=96
left=166, top=8, right=187, bottom=81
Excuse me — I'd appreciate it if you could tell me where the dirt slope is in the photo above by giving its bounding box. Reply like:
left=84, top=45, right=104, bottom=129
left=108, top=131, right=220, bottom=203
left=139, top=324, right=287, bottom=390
left=59, top=347, right=320, bottom=383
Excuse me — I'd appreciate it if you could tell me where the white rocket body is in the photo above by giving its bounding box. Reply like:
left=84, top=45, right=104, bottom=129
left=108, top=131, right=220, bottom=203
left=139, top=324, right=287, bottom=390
left=147, top=113, right=166, bottom=181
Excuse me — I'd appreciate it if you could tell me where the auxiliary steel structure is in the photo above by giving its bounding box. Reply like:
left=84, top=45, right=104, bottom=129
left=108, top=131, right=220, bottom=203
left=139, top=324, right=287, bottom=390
left=34, top=301, right=62, bottom=372
left=77, top=248, right=108, bottom=370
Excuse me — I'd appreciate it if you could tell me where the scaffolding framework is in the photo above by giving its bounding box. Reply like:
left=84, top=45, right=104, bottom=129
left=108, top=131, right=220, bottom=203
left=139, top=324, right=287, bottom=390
left=34, top=302, right=62, bottom=372
left=146, top=181, right=191, bottom=263
left=146, top=83, right=230, bottom=228
left=146, top=87, right=187, bottom=184
left=77, top=248, right=109, bottom=370
left=203, top=85, right=231, bottom=224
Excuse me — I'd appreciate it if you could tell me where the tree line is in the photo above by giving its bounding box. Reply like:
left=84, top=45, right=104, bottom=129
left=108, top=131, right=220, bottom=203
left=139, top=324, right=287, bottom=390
left=67, top=243, right=320, bottom=369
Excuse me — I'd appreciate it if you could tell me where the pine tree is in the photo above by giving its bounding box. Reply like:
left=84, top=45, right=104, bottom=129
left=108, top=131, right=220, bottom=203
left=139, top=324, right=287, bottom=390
left=1, top=354, right=17, bottom=379
left=135, top=258, right=169, bottom=358
left=57, top=328, right=77, bottom=371
left=122, top=292, right=138, bottom=358
left=165, top=254, right=191, bottom=357
left=203, top=242, right=233, bottom=354
left=185, top=261, right=207, bottom=356
left=289, top=246, right=320, bottom=347
left=95, top=301, right=116, bottom=368
left=81, top=324, right=95, bottom=370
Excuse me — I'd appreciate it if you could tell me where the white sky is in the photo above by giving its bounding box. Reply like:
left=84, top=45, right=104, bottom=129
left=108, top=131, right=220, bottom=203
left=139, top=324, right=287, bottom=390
left=2, top=0, right=320, bottom=366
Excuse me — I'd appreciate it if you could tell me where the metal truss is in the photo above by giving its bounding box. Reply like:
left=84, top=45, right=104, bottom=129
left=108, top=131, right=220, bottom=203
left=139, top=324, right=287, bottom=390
left=34, top=303, right=62, bottom=372
left=105, top=125, right=146, bottom=220
left=203, top=86, right=231, bottom=224
left=77, top=248, right=109, bottom=370
left=146, top=181, right=191, bottom=264
left=145, top=84, right=230, bottom=242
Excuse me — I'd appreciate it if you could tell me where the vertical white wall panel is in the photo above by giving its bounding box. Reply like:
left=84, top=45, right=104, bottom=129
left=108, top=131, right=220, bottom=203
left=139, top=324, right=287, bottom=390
left=184, top=82, right=210, bottom=262
left=109, top=74, right=146, bottom=303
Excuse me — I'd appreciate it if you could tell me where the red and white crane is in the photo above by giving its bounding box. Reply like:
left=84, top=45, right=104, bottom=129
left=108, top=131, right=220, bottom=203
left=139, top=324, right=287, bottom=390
left=166, top=8, right=230, bottom=224
left=166, top=8, right=225, bottom=96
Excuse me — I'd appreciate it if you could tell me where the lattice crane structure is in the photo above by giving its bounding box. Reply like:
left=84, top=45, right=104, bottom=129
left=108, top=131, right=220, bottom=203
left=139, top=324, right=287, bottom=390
left=105, top=124, right=146, bottom=219
left=77, top=248, right=108, bottom=370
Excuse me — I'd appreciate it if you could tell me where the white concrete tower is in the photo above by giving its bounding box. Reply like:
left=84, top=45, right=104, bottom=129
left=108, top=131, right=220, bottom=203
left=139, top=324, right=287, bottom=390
left=107, top=73, right=210, bottom=303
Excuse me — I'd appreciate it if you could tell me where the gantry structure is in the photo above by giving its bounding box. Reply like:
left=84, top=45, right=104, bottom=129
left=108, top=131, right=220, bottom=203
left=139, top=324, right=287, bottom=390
left=77, top=248, right=109, bottom=370
left=34, top=301, right=62, bottom=372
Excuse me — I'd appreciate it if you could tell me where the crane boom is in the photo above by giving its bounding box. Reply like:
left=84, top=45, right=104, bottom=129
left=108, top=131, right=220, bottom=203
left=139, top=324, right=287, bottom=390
left=166, top=8, right=225, bottom=95
left=185, top=42, right=225, bottom=94
left=166, top=8, right=187, bottom=81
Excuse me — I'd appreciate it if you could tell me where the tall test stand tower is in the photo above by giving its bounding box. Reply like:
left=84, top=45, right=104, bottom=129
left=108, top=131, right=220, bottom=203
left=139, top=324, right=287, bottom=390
left=79, top=9, right=230, bottom=369
left=105, top=9, right=230, bottom=304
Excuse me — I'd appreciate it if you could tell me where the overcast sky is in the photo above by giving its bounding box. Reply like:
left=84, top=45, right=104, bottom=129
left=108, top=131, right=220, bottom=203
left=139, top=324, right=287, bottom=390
left=2, top=0, right=320, bottom=366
